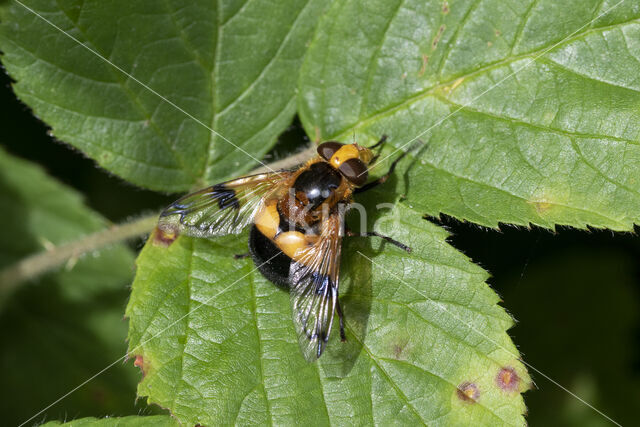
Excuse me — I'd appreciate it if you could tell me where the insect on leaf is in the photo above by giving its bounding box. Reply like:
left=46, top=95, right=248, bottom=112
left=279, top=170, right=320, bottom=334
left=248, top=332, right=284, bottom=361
left=127, top=201, right=530, bottom=425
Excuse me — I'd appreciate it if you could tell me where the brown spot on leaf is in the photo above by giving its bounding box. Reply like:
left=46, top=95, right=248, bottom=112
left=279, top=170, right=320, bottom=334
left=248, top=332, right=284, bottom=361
left=528, top=188, right=568, bottom=215
left=532, top=200, right=553, bottom=214
left=393, top=344, right=403, bottom=358
left=391, top=339, right=410, bottom=359
left=442, top=1, right=449, bottom=14
left=134, top=355, right=146, bottom=378
left=432, top=25, right=446, bottom=50
left=153, top=226, right=177, bottom=247
left=497, top=366, right=520, bottom=392
left=418, top=54, right=429, bottom=77
left=457, top=381, right=479, bottom=402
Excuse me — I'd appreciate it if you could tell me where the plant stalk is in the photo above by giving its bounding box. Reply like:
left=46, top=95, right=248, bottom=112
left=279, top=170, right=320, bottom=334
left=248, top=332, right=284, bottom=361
left=0, top=214, right=158, bottom=296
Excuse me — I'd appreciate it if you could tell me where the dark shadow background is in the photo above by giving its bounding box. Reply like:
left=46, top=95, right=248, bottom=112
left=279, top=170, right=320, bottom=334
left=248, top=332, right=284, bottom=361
left=1, top=66, right=638, bottom=425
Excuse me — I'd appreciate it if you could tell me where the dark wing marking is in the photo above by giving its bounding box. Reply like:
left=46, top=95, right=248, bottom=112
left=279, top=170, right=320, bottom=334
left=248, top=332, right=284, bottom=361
left=158, top=172, right=291, bottom=237
left=289, top=209, right=344, bottom=361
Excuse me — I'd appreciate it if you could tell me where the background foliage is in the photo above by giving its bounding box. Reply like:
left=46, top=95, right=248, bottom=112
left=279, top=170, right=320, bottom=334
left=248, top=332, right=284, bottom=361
left=1, top=0, right=639, bottom=425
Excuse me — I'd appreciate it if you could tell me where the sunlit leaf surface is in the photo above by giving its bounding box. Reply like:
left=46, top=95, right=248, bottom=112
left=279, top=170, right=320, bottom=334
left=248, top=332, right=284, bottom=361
left=127, top=201, right=530, bottom=425
left=299, top=0, right=640, bottom=230
left=0, top=0, right=330, bottom=191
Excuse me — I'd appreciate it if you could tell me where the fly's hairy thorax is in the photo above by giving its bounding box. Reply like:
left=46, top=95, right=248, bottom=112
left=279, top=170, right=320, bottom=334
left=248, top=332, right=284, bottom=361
left=253, top=159, right=352, bottom=261
left=278, top=160, right=352, bottom=228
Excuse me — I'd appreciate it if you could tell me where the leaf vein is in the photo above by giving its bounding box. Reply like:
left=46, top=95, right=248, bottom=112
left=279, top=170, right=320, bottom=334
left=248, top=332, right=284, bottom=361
left=344, top=325, right=427, bottom=425
left=217, top=0, right=313, bottom=116
left=509, top=0, right=539, bottom=56
left=162, top=0, right=208, bottom=70
left=433, top=92, right=640, bottom=146
left=49, top=4, right=196, bottom=179
left=378, top=358, right=517, bottom=426
left=569, top=138, right=640, bottom=199
left=249, top=271, right=273, bottom=426
left=358, top=0, right=407, bottom=121
left=435, top=0, right=483, bottom=79
left=221, top=0, right=252, bottom=27
left=203, top=0, right=223, bottom=180
left=333, top=18, right=640, bottom=141
left=415, top=156, right=628, bottom=227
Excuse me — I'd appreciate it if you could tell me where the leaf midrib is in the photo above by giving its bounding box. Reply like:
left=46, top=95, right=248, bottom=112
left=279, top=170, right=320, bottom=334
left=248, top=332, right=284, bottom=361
left=248, top=268, right=273, bottom=426
left=204, top=0, right=223, bottom=181
left=174, top=239, right=195, bottom=411
left=216, top=0, right=313, bottom=117
left=203, top=0, right=313, bottom=182
left=162, top=0, right=208, bottom=71
left=434, top=0, right=483, bottom=79
left=358, top=0, right=407, bottom=121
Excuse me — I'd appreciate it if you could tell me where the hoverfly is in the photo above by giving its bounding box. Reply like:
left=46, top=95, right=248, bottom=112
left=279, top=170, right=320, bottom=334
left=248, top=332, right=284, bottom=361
left=158, top=136, right=411, bottom=361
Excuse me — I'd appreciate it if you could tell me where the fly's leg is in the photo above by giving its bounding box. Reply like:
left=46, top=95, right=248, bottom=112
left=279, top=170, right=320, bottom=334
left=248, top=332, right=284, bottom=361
left=360, top=231, right=412, bottom=253
left=346, top=229, right=412, bottom=253
left=367, top=135, right=388, bottom=165
left=355, top=144, right=412, bottom=194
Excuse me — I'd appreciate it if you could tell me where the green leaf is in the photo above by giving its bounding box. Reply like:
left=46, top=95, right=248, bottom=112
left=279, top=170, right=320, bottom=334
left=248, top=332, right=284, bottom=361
left=0, top=147, right=142, bottom=424
left=299, top=0, right=640, bottom=231
left=0, top=0, right=331, bottom=192
left=0, top=1, right=8, bottom=17
left=43, top=415, right=177, bottom=427
left=127, top=199, right=530, bottom=425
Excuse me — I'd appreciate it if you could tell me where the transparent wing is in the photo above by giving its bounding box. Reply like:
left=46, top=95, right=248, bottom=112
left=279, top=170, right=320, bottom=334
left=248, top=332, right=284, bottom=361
left=289, top=210, right=344, bottom=361
left=158, top=172, right=291, bottom=237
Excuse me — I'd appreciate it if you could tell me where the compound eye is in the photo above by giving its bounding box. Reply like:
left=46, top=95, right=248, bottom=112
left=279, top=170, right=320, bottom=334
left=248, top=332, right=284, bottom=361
left=317, top=141, right=343, bottom=161
left=338, top=158, right=368, bottom=187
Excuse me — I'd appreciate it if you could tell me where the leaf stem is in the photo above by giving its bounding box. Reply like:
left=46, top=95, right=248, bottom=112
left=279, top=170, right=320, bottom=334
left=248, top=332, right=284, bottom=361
left=0, top=214, right=158, bottom=295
